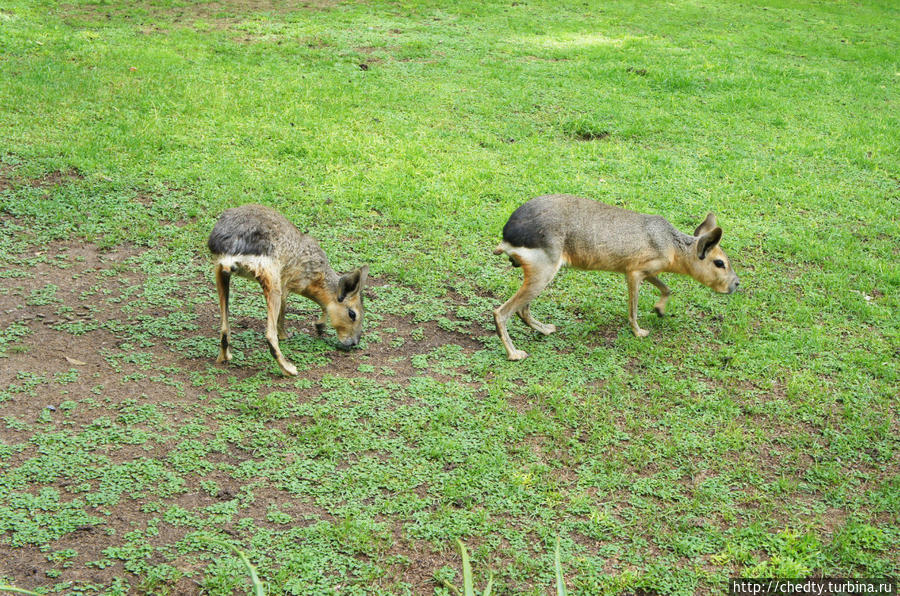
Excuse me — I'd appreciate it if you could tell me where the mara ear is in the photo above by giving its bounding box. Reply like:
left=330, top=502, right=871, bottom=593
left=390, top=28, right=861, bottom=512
left=693, top=212, right=718, bottom=237
left=338, top=265, right=369, bottom=302
left=696, top=227, right=723, bottom=260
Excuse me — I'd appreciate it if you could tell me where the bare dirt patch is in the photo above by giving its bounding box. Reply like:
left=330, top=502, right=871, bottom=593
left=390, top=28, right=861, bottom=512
left=572, top=129, right=610, bottom=142
left=0, top=164, right=84, bottom=196
left=0, top=239, right=498, bottom=593
left=190, top=275, right=489, bottom=385
left=0, top=163, right=14, bottom=192
left=29, top=168, right=84, bottom=188
left=61, top=0, right=344, bottom=28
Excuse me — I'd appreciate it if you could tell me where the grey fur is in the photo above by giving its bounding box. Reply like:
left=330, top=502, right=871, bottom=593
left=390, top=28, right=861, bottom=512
left=208, top=205, right=279, bottom=256
left=493, top=194, right=739, bottom=360
left=502, top=195, right=697, bottom=271
left=210, top=204, right=368, bottom=376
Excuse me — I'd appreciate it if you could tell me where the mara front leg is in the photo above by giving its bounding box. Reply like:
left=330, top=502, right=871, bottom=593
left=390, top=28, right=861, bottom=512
left=277, top=294, right=290, bottom=340
left=260, top=278, right=298, bottom=376
left=314, top=308, right=327, bottom=336
left=626, top=270, right=649, bottom=337
left=646, top=275, right=671, bottom=317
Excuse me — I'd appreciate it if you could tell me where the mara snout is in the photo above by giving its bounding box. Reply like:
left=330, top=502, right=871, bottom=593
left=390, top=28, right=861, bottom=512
left=493, top=194, right=739, bottom=361
left=209, top=204, right=369, bottom=376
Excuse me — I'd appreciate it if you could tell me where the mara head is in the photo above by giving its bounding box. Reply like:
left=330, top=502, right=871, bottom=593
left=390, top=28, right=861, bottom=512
left=690, top=213, right=739, bottom=294
left=327, top=265, right=369, bottom=348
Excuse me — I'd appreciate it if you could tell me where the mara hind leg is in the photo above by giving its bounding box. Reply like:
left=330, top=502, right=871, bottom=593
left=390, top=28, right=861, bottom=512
left=215, top=264, right=233, bottom=363
left=517, top=304, right=556, bottom=336
left=493, top=248, right=562, bottom=361
left=646, top=275, right=671, bottom=317
left=259, top=275, right=298, bottom=376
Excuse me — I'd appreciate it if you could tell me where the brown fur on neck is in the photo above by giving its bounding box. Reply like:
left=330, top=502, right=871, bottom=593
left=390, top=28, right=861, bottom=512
left=663, top=233, right=700, bottom=276
left=299, top=270, right=340, bottom=307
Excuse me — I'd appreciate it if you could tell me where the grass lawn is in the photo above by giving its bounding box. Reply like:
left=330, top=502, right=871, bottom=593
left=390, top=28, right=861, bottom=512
left=0, top=0, right=897, bottom=593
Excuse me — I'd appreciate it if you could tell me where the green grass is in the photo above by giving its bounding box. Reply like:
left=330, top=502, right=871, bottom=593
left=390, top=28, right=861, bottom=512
left=200, top=537, right=266, bottom=596
left=0, top=0, right=898, bottom=594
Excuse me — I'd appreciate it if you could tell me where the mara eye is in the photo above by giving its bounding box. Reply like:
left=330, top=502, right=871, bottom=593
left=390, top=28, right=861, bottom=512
left=348, top=309, right=357, bottom=321
left=713, top=259, right=726, bottom=269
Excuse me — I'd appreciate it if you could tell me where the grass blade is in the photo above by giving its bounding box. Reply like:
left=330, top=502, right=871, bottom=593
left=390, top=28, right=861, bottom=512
left=457, top=538, right=474, bottom=596
left=439, top=579, right=462, bottom=596
left=200, top=536, right=266, bottom=596
left=233, top=546, right=265, bottom=596
left=483, top=572, right=494, bottom=596
left=555, top=536, right=567, bottom=596
left=0, top=586, right=43, bottom=596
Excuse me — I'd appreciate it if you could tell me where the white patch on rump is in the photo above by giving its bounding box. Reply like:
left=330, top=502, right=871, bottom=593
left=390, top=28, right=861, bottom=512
left=213, top=254, right=278, bottom=279
left=503, top=246, right=564, bottom=270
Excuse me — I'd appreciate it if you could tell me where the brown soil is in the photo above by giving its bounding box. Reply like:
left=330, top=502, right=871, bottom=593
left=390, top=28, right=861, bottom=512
left=0, top=163, right=14, bottom=192
left=0, top=237, right=500, bottom=594
left=0, top=163, right=83, bottom=195
left=61, top=0, right=343, bottom=28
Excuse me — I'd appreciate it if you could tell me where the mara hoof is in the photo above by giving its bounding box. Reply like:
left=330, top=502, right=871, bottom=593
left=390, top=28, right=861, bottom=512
left=280, top=362, right=299, bottom=376
left=507, top=349, right=529, bottom=361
